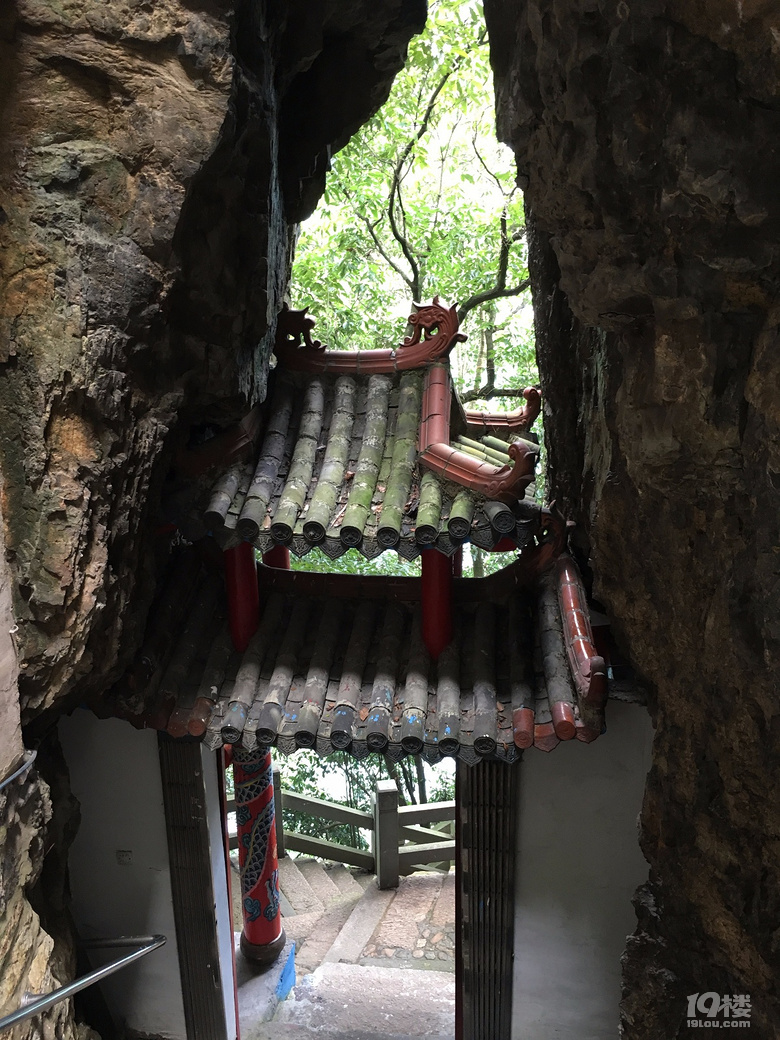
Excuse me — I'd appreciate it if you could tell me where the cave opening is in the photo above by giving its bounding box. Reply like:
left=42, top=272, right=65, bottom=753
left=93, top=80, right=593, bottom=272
left=2, top=0, right=777, bottom=1038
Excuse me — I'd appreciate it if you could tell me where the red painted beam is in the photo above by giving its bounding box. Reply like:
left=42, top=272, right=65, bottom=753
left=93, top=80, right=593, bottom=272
left=275, top=299, right=465, bottom=374
left=418, top=365, right=536, bottom=504
left=421, top=549, right=452, bottom=660
left=452, top=548, right=463, bottom=578
left=484, top=536, right=517, bottom=554
left=464, top=386, right=541, bottom=433
left=262, top=545, right=290, bottom=570
left=224, top=542, right=260, bottom=652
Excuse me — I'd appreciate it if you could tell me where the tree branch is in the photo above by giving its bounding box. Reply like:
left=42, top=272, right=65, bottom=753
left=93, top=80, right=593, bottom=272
left=388, top=168, right=421, bottom=297
left=458, top=278, right=531, bottom=322
left=485, top=319, right=495, bottom=391
left=366, top=217, right=416, bottom=291
left=471, top=132, right=506, bottom=196
left=387, top=29, right=487, bottom=299
left=460, top=385, right=535, bottom=403
left=457, top=196, right=530, bottom=321
left=336, top=176, right=416, bottom=291
left=383, top=754, right=407, bottom=806
left=473, top=330, right=485, bottom=394
left=414, top=754, right=427, bottom=804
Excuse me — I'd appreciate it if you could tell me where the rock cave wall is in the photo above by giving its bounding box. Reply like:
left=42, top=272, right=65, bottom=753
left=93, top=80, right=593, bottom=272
left=0, top=1, right=423, bottom=1034
left=2, top=0, right=779, bottom=1037
left=482, top=0, right=780, bottom=1036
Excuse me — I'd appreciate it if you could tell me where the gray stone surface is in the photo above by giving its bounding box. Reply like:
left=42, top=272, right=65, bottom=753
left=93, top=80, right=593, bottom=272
left=278, top=859, right=368, bottom=976
left=272, top=963, right=455, bottom=1037
left=278, top=856, right=324, bottom=914
left=322, top=883, right=395, bottom=965
left=237, top=937, right=297, bottom=1034
left=255, top=1028, right=453, bottom=1040
left=296, top=857, right=343, bottom=907
left=293, top=896, right=364, bottom=977
left=482, top=1, right=780, bottom=1035
left=282, top=908, right=325, bottom=944
left=431, top=872, right=456, bottom=927
left=369, top=873, right=443, bottom=949
left=360, top=872, right=455, bottom=973
left=326, top=863, right=368, bottom=900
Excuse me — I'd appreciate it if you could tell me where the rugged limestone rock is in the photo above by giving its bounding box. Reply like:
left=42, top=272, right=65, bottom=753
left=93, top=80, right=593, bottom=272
left=1, top=508, right=24, bottom=778
left=0, top=762, right=60, bottom=1036
left=0, top=0, right=424, bottom=723
left=0, top=3, right=423, bottom=1036
left=483, top=0, right=780, bottom=1035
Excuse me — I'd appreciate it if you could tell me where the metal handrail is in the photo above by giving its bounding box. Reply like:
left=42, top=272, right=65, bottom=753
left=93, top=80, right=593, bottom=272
left=0, top=749, right=36, bottom=793
left=0, top=934, right=166, bottom=1032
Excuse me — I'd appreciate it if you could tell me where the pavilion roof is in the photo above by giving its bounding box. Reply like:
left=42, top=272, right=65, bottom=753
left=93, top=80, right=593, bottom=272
left=191, top=300, right=544, bottom=562
left=108, top=553, right=607, bottom=763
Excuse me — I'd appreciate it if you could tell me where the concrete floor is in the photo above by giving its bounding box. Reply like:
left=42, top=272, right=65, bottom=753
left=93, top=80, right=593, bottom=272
left=259, top=963, right=455, bottom=1040
left=238, top=868, right=456, bottom=1039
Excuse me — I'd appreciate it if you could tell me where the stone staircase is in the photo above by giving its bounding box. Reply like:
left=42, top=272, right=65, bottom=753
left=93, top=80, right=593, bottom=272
left=236, top=857, right=456, bottom=1040
left=277, top=858, right=373, bottom=976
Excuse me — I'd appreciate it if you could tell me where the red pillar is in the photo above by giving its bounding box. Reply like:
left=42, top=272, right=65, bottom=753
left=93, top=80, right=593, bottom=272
left=233, top=745, right=286, bottom=964
left=421, top=548, right=452, bottom=660
left=452, top=547, right=463, bottom=578
left=262, top=545, right=290, bottom=570
left=224, top=541, right=259, bottom=652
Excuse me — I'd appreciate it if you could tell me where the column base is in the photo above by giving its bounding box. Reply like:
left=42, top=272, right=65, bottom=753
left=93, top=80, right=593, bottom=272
left=240, top=926, right=287, bottom=967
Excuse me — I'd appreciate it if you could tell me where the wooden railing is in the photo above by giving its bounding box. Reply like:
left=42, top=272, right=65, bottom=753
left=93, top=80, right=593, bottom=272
left=226, top=773, right=455, bottom=889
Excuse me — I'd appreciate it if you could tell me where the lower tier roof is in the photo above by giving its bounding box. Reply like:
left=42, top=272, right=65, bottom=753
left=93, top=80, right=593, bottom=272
left=108, top=552, right=606, bottom=764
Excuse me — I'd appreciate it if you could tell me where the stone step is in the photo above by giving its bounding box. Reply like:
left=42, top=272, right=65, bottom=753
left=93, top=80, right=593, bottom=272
left=325, top=863, right=368, bottom=901
left=237, top=874, right=457, bottom=1035
left=322, top=882, right=395, bottom=966
left=280, top=907, right=324, bottom=946
left=295, top=857, right=343, bottom=908
left=367, top=872, right=444, bottom=955
left=278, top=856, right=324, bottom=915
left=236, top=937, right=296, bottom=1038
left=292, top=889, right=365, bottom=977
left=351, top=867, right=376, bottom=891
left=357, top=872, right=455, bottom=974
left=431, top=871, right=456, bottom=928
left=271, top=963, right=455, bottom=1038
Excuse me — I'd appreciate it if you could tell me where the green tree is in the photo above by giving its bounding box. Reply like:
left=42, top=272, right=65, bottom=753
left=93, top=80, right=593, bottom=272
left=290, top=0, right=537, bottom=406
left=278, top=0, right=536, bottom=841
left=277, top=749, right=454, bottom=851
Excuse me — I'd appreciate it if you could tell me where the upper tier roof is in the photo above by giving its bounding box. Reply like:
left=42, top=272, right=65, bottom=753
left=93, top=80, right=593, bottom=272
left=192, top=300, right=546, bottom=561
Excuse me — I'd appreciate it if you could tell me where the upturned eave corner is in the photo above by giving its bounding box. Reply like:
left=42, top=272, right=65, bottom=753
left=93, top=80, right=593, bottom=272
left=464, top=386, right=541, bottom=435
left=273, top=297, right=466, bottom=374
left=418, top=362, right=538, bottom=504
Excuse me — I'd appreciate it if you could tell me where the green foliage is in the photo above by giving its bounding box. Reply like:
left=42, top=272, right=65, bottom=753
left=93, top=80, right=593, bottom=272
left=291, top=0, right=538, bottom=408
left=278, top=751, right=373, bottom=850
left=290, top=547, right=419, bottom=577
left=277, top=2, right=540, bottom=850
left=277, top=749, right=455, bottom=850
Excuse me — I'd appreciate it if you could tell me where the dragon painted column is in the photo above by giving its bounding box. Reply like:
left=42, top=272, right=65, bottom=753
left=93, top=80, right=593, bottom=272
left=232, top=745, right=286, bottom=964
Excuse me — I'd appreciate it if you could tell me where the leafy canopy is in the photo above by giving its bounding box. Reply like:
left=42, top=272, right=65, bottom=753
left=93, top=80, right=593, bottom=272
left=277, top=2, right=538, bottom=830
left=290, top=0, right=537, bottom=405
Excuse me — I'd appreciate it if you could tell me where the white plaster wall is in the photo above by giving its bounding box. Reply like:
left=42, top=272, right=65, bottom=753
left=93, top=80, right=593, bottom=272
left=201, top=745, right=239, bottom=1040
left=512, top=701, right=653, bottom=1040
left=59, top=713, right=187, bottom=1039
